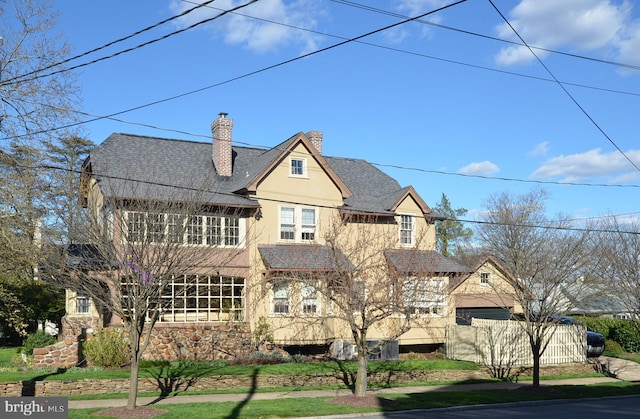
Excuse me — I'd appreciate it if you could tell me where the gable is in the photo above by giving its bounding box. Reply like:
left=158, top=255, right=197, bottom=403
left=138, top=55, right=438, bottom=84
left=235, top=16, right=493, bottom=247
left=244, top=133, right=351, bottom=200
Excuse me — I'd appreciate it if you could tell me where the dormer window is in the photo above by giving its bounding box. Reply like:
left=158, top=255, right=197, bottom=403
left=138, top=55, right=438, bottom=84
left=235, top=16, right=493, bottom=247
left=290, top=157, right=306, bottom=177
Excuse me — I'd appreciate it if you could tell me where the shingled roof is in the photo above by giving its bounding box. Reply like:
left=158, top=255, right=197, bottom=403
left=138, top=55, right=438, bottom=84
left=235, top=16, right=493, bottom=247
left=259, top=245, right=354, bottom=272
left=85, top=131, right=436, bottom=216
left=384, top=249, right=473, bottom=275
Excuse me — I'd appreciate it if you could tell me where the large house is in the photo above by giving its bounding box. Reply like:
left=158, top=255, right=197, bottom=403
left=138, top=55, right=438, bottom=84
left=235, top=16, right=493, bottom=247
left=56, top=114, right=521, bottom=364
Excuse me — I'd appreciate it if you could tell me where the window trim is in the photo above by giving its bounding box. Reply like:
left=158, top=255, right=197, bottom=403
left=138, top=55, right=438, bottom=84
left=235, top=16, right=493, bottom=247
left=400, top=277, right=447, bottom=317
left=289, top=157, right=307, bottom=177
left=399, top=214, right=416, bottom=247
left=272, top=281, right=290, bottom=315
left=480, top=272, right=491, bottom=285
left=301, top=282, right=319, bottom=315
left=125, top=274, right=246, bottom=323
left=75, top=293, right=91, bottom=315
left=124, top=211, right=245, bottom=248
left=278, top=206, right=317, bottom=243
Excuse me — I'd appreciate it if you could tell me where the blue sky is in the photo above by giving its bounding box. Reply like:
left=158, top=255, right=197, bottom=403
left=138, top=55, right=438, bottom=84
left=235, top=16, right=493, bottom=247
left=53, top=0, right=640, bottom=224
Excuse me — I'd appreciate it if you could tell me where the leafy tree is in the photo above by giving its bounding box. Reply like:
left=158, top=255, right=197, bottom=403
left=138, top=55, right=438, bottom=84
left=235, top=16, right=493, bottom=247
left=0, top=0, right=81, bottom=337
left=433, top=193, right=472, bottom=256
left=43, top=135, right=94, bottom=244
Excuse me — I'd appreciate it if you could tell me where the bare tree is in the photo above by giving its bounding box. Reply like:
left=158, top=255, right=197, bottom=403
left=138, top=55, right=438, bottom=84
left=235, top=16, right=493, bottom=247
left=476, top=189, right=593, bottom=387
left=257, top=214, right=456, bottom=397
left=45, top=175, right=252, bottom=410
left=594, top=215, right=640, bottom=321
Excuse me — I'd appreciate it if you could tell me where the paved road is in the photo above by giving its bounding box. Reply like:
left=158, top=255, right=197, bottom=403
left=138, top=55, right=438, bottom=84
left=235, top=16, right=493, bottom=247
left=330, top=395, right=640, bottom=419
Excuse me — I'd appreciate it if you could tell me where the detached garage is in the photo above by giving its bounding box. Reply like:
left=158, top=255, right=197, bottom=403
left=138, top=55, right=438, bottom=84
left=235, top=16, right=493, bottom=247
left=449, top=254, right=522, bottom=325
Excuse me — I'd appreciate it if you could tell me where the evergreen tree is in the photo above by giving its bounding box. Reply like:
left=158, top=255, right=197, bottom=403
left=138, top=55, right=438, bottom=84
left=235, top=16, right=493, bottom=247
left=433, top=193, right=473, bottom=256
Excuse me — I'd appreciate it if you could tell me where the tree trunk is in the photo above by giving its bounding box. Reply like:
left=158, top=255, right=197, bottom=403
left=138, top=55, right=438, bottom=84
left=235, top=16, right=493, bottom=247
left=127, top=352, right=140, bottom=409
left=532, top=345, right=541, bottom=388
left=354, top=351, right=368, bottom=397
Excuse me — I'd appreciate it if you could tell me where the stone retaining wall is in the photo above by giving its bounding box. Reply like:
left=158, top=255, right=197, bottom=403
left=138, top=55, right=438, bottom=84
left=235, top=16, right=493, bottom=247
left=0, top=363, right=597, bottom=398
left=32, top=317, right=251, bottom=368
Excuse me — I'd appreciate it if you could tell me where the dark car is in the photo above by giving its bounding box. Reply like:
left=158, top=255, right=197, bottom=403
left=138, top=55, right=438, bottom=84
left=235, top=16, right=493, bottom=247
left=556, top=316, right=605, bottom=357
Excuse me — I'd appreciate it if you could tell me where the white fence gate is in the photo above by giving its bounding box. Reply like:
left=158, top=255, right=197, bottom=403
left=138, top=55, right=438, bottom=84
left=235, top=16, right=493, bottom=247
left=446, top=318, right=586, bottom=367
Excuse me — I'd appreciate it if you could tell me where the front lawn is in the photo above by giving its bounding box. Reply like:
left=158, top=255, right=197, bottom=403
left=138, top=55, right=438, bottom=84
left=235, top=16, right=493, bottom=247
left=66, top=381, right=640, bottom=419
left=0, top=351, right=480, bottom=383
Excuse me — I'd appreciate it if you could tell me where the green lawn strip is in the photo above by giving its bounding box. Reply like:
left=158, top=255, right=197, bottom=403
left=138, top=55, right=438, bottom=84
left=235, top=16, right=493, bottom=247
left=64, top=378, right=505, bottom=401
left=0, top=347, right=20, bottom=366
left=67, top=382, right=640, bottom=419
left=0, top=359, right=479, bottom=382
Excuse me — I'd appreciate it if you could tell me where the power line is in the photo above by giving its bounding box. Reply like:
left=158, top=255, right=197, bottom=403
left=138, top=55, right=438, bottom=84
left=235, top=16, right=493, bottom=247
left=488, top=0, right=640, bottom=175
left=6, top=0, right=640, bottom=144
left=4, top=0, right=468, bottom=142
left=15, top=160, right=640, bottom=236
left=1, top=0, right=258, bottom=87
left=1, top=0, right=219, bottom=86
left=10, top=96, right=640, bottom=192
left=329, top=0, right=640, bottom=72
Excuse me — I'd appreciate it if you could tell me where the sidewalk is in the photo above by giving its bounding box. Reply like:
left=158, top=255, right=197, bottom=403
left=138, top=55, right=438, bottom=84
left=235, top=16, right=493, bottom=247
left=68, top=376, right=623, bottom=410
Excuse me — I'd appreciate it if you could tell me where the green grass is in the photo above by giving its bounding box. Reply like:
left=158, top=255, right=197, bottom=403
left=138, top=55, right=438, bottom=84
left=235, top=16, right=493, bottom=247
left=66, top=381, right=640, bottom=419
left=0, top=347, right=21, bottom=366
left=0, top=357, right=480, bottom=383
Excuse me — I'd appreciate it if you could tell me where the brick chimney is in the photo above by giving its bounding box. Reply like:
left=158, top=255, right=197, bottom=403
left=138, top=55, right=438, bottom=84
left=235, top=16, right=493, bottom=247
left=211, top=113, right=233, bottom=177
left=306, top=131, right=323, bottom=155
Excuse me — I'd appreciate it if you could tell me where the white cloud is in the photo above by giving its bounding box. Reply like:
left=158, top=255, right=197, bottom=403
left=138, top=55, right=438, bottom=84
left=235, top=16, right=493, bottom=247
left=530, top=148, right=640, bottom=182
left=494, top=0, right=632, bottom=66
left=169, top=0, right=324, bottom=54
left=458, top=161, right=500, bottom=176
left=529, top=141, right=549, bottom=157
left=394, top=0, right=450, bottom=17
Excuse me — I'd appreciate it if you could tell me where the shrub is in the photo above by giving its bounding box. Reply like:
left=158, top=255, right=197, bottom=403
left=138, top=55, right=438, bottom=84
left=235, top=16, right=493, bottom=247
left=251, top=316, right=274, bottom=350
left=83, top=328, right=130, bottom=368
left=289, top=353, right=308, bottom=363
left=22, top=330, right=57, bottom=356
left=611, top=321, right=640, bottom=353
left=604, top=339, right=624, bottom=355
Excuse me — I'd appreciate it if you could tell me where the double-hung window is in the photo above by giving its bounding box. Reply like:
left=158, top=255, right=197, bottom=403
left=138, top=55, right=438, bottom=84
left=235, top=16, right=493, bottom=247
left=187, top=216, right=203, bottom=245
left=224, top=217, right=240, bottom=246
left=290, top=157, right=306, bottom=177
left=273, top=282, right=290, bottom=314
left=76, top=293, right=91, bottom=314
left=167, top=214, right=184, bottom=243
left=302, top=283, right=318, bottom=314
left=480, top=272, right=490, bottom=285
left=127, top=211, right=145, bottom=242
left=399, top=214, right=415, bottom=246
left=147, top=213, right=165, bottom=243
left=301, top=209, right=316, bottom=241
left=279, top=206, right=316, bottom=242
left=205, top=216, right=221, bottom=245
left=280, top=207, right=295, bottom=240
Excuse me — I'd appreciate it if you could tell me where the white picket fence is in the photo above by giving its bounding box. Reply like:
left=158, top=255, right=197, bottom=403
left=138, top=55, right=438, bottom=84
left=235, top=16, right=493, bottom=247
left=446, top=318, right=586, bottom=367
